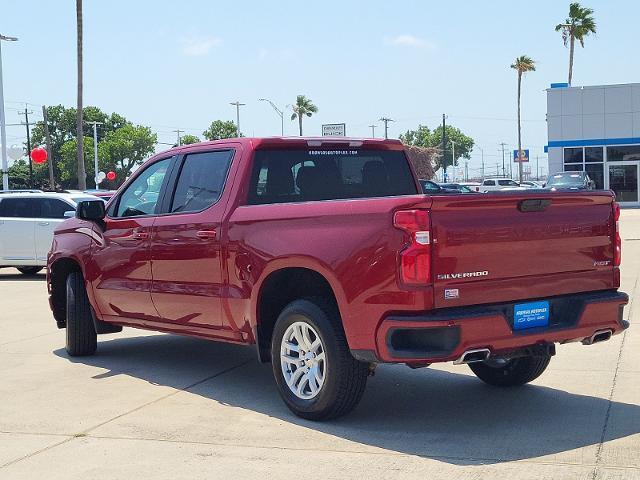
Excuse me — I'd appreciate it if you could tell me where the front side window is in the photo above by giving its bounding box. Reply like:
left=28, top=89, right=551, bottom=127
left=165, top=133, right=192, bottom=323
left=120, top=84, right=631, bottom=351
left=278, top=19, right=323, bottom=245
left=170, top=150, right=233, bottom=213
left=247, top=148, right=417, bottom=205
left=115, top=158, right=172, bottom=217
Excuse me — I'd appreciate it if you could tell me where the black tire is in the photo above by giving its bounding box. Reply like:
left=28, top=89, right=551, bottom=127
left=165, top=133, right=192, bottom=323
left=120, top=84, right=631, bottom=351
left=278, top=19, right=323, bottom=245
left=65, top=271, right=97, bottom=356
left=17, top=266, right=43, bottom=275
left=469, top=355, right=551, bottom=387
left=271, top=298, right=369, bottom=421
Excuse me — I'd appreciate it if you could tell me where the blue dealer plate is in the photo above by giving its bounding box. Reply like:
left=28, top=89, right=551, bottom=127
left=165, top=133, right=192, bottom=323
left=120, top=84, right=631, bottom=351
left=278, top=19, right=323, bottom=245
left=513, top=301, right=550, bottom=330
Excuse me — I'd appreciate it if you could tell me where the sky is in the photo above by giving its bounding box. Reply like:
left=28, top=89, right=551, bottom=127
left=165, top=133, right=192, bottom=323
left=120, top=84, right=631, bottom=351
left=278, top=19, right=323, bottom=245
left=2, top=0, right=639, bottom=179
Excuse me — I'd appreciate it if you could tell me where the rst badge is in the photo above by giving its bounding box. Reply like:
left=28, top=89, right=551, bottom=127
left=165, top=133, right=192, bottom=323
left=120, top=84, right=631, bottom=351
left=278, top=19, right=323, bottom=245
left=444, top=289, right=459, bottom=299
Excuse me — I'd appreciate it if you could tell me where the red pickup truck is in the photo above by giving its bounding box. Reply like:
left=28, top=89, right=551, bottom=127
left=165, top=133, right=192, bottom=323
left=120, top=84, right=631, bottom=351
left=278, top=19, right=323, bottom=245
left=47, top=137, right=628, bottom=420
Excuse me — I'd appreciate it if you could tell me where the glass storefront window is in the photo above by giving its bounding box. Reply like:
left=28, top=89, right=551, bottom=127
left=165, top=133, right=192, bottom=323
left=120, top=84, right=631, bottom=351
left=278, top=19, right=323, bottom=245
left=564, top=148, right=583, bottom=164
left=585, top=147, right=603, bottom=163
left=608, top=164, right=639, bottom=202
left=607, top=145, right=640, bottom=162
left=584, top=163, right=604, bottom=189
left=564, top=164, right=583, bottom=172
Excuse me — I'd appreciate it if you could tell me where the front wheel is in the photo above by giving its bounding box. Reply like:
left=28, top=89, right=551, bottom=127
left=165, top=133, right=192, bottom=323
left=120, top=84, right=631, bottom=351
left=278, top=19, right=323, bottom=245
left=468, top=355, right=551, bottom=387
left=65, top=272, right=97, bottom=356
left=17, top=266, right=43, bottom=275
left=271, top=298, right=369, bottom=420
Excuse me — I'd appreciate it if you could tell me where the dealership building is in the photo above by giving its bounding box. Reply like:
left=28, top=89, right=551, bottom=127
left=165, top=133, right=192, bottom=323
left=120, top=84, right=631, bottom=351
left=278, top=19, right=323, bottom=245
left=546, top=82, right=640, bottom=206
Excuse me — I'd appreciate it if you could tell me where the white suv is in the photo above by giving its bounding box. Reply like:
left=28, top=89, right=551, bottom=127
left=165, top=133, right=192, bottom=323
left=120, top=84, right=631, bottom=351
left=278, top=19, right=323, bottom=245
left=480, top=178, right=521, bottom=192
left=0, top=191, right=99, bottom=275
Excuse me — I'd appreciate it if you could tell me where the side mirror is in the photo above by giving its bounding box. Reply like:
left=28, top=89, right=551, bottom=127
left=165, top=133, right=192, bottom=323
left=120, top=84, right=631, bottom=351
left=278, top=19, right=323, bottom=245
left=63, top=210, right=75, bottom=218
left=76, top=200, right=106, bottom=221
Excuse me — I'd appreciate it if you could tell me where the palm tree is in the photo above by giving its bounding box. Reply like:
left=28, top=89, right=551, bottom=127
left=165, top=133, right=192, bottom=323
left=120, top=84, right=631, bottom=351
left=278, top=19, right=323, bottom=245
left=555, top=2, right=596, bottom=85
left=511, top=55, right=536, bottom=183
left=76, top=0, right=86, bottom=189
left=290, top=95, right=318, bottom=136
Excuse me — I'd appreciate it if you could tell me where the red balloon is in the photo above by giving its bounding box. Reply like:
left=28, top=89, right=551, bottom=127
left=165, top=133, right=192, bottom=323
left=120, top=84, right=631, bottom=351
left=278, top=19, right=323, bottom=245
left=106, top=171, right=116, bottom=181
left=30, top=147, right=48, bottom=164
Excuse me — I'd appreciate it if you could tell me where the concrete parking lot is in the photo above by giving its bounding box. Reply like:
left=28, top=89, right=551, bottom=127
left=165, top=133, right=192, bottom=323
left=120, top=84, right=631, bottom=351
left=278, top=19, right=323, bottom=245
left=1, top=210, right=639, bottom=480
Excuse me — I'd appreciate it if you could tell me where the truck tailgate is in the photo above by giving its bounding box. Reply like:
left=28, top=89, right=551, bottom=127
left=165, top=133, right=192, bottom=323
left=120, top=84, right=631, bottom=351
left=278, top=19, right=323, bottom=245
left=430, top=191, right=617, bottom=309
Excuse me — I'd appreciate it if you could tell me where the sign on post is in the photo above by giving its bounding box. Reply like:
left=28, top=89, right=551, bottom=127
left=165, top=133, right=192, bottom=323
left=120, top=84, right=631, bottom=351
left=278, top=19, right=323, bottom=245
left=322, top=123, right=346, bottom=137
left=513, top=149, right=530, bottom=162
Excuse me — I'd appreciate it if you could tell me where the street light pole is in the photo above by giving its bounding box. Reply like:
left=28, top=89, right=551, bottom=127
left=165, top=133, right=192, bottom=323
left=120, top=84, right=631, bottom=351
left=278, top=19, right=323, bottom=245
left=230, top=101, right=245, bottom=137
left=258, top=98, right=284, bottom=136
left=88, top=121, right=103, bottom=188
left=0, top=34, right=18, bottom=190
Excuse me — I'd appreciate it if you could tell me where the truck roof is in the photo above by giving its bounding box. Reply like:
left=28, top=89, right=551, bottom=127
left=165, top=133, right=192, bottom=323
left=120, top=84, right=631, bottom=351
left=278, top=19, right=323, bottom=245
left=160, top=137, right=405, bottom=156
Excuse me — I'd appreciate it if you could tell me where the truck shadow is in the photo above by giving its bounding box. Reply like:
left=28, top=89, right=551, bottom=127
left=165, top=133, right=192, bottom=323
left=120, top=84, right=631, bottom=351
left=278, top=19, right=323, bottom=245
left=54, top=334, right=640, bottom=465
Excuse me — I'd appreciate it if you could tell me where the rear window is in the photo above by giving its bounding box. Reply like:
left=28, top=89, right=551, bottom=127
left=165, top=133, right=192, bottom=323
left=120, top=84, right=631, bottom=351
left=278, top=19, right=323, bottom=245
left=247, top=149, right=417, bottom=205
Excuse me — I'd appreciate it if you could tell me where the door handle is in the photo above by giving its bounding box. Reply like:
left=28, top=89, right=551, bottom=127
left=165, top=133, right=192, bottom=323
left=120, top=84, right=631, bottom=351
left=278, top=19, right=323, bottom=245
left=38, top=221, right=50, bottom=226
left=132, top=231, right=150, bottom=240
left=196, top=230, right=217, bottom=240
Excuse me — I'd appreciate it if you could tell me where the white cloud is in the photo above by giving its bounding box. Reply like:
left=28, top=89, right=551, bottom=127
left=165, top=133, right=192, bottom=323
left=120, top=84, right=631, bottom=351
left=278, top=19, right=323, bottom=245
left=385, top=34, right=435, bottom=49
left=181, top=35, right=222, bottom=56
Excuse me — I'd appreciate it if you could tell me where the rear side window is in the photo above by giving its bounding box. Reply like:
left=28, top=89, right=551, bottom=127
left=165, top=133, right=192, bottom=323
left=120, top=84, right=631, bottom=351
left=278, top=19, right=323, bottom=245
left=483, top=180, right=495, bottom=186
left=247, top=149, right=417, bottom=205
left=0, top=197, right=37, bottom=218
left=38, top=198, right=73, bottom=218
left=170, top=150, right=233, bottom=213
left=498, top=179, right=518, bottom=186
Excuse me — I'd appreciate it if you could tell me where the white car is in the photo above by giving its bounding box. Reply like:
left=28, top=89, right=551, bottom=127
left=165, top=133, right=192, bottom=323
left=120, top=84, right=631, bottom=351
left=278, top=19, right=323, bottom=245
left=480, top=178, right=521, bottom=192
left=0, top=192, right=99, bottom=275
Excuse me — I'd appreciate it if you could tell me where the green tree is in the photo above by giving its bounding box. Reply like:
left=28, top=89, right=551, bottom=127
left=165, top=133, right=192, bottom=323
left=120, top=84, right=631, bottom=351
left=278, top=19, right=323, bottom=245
left=400, top=124, right=474, bottom=171
left=511, top=55, right=536, bottom=183
left=202, top=120, right=238, bottom=140
left=555, top=2, right=596, bottom=85
left=7, top=160, right=31, bottom=190
left=290, top=95, right=318, bottom=136
left=180, top=134, right=200, bottom=145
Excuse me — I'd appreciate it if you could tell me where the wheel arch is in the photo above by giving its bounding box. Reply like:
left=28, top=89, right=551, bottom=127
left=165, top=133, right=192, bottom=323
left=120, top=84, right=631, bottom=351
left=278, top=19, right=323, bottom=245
left=49, top=257, right=84, bottom=327
left=252, top=264, right=346, bottom=363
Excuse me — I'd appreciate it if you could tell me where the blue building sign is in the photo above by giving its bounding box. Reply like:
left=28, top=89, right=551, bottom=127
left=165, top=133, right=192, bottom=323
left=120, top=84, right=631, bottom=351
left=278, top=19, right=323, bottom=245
left=513, top=149, right=530, bottom=163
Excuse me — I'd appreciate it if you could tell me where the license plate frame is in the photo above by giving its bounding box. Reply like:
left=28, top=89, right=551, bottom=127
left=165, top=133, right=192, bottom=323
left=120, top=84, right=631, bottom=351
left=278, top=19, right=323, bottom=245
left=513, top=301, right=550, bottom=330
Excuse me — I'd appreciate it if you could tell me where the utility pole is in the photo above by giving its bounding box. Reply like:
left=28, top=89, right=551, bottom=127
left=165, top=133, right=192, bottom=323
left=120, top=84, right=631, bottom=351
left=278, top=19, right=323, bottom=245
left=369, top=124, right=377, bottom=138
left=87, top=121, right=103, bottom=188
left=441, top=114, right=447, bottom=181
left=21, top=106, right=33, bottom=188
left=173, top=129, right=183, bottom=147
left=465, top=159, right=469, bottom=181
left=496, top=163, right=499, bottom=176
left=230, top=101, right=245, bottom=136
left=0, top=33, right=18, bottom=190
left=536, top=155, right=540, bottom=181
left=379, top=117, right=393, bottom=139
left=42, top=106, right=55, bottom=189
left=451, top=140, right=456, bottom=182
left=500, top=142, right=507, bottom=177
left=477, top=146, right=485, bottom=180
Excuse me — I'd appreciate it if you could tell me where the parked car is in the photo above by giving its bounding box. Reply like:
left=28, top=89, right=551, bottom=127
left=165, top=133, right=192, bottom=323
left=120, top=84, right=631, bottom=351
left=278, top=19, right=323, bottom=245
left=0, top=192, right=99, bottom=275
left=438, top=183, right=479, bottom=193
left=545, top=171, right=596, bottom=190
left=83, top=189, right=117, bottom=202
left=48, top=137, right=628, bottom=420
left=480, top=178, right=520, bottom=192
left=419, top=180, right=463, bottom=194
left=519, top=181, right=543, bottom=188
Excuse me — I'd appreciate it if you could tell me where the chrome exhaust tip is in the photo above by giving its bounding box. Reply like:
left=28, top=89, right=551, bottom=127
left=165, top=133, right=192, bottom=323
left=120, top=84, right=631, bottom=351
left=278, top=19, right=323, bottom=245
left=582, top=329, right=613, bottom=345
left=453, top=348, right=491, bottom=365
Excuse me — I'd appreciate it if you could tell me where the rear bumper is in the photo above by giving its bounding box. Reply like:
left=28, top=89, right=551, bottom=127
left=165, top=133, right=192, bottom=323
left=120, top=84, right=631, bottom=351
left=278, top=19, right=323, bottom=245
left=364, top=290, right=628, bottom=364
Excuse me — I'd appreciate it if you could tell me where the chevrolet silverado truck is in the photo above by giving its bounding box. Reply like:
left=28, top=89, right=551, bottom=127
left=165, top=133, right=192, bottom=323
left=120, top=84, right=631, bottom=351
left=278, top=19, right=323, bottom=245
left=47, top=137, right=628, bottom=420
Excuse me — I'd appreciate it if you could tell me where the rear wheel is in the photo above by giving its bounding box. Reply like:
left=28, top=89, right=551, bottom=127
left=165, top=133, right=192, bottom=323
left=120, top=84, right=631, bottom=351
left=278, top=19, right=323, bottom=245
left=469, top=355, right=551, bottom=387
left=17, top=266, right=43, bottom=275
left=65, top=272, right=97, bottom=356
left=271, top=298, right=369, bottom=420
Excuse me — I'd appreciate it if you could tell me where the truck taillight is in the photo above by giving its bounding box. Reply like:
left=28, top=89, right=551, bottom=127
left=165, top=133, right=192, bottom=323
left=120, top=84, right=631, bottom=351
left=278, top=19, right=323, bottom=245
left=393, top=209, right=431, bottom=285
left=614, top=202, right=621, bottom=266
